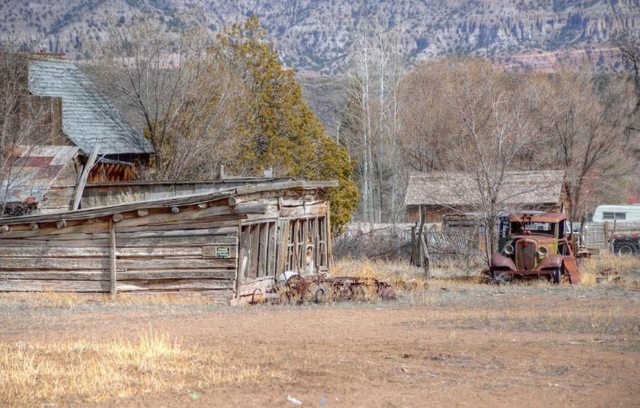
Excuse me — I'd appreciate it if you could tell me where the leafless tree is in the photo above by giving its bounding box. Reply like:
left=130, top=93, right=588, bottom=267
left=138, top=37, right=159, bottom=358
left=86, top=15, right=244, bottom=180
left=541, top=67, right=637, bottom=224
left=345, top=20, right=407, bottom=224
left=0, top=41, right=53, bottom=217
left=399, top=60, right=459, bottom=173
left=349, top=21, right=374, bottom=226
left=441, top=61, right=545, bottom=261
left=617, top=34, right=640, bottom=116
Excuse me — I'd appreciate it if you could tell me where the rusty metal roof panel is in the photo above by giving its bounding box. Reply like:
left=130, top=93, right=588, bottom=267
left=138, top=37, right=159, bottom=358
left=28, top=60, right=154, bottom=156
left=0, top=146, right=79, bottom=204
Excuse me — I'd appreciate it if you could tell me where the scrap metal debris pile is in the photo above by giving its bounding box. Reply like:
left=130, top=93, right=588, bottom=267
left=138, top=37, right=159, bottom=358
left=248, top=271, right=397, bottom=305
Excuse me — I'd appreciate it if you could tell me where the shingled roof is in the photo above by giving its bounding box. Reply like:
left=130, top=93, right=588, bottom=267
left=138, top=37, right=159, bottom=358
left=28, top=59, right=154, bottom=156
left=404, top=171, right=565, bottom=207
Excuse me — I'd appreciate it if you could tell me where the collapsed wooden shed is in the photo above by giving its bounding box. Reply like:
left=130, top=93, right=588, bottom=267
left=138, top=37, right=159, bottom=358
left=0, top=180, right=337, bottom=303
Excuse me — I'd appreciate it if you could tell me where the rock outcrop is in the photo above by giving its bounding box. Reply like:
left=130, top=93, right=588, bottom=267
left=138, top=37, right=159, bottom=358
left=0, top=0, right=638, bottom=75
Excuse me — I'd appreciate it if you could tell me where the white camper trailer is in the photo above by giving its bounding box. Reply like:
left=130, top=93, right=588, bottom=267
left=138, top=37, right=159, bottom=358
left=592, top=205, right=640, bottom=223
left=591, top=205, right=640, bottom=256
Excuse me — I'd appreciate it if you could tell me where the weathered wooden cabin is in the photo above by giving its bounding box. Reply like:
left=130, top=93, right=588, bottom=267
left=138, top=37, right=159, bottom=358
left=0, top=180, right=337, bottom=303
left=404, top=171, right=568, bottom=223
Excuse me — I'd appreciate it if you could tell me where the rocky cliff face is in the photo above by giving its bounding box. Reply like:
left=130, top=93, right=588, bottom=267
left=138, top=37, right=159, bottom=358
left=1, top=0, right=638, bottom=75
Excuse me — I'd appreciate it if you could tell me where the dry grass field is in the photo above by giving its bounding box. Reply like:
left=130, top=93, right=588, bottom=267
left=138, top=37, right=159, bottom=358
left=1, top=258, right=639, bottom=408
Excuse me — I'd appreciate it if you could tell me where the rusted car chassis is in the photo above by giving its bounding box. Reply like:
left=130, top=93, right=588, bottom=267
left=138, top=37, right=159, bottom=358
left=490, top=213, right=580, bottom=284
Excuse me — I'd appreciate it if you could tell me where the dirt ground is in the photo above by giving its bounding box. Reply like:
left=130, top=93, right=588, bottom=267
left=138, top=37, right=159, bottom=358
left=1, top=282, right=640, bottom=408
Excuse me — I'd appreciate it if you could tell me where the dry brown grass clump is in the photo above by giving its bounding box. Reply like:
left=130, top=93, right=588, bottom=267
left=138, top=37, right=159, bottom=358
left=0, top=329, right=265, bottom=407
left=580, top=252, right=640, bottom=286
left=331, top=257, right=484, bottom=291
left=0, top=291, right=216, bottom=310
left=424, top=257, right=485, bottom=279
left=332, top=258, right=429, bottom=291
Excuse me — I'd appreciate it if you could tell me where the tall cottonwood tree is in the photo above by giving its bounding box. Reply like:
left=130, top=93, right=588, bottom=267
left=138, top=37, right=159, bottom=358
left=399, top=58, right=637, bottom=231
left=442, top=60, right=545, bottom=260
left=343, top=21, right=406, bottom=224
left=617, top=34, right=640, bottom=115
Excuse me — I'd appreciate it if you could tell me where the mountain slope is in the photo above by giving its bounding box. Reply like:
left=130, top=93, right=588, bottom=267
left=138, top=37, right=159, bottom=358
left=1, top=0, right=639, bottom=75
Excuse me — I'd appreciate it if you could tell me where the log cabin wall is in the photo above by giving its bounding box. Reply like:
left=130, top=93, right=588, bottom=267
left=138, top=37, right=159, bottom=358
left=0, top=181, right=337, bottom=302
left=80, top=178, right=292, bottom=209
left=0, top=199, right=241, bottom=301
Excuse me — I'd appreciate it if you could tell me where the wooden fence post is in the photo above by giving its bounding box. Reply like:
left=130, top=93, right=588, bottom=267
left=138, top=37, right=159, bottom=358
left=327, top=202, right=333, bottom=269
left=410, top=225, right=416, bottom=265
left=416, top=206, right=426, bottom=268
left=109, top=218, right=117, bottom=298
left=610, top=220, right=617, bottom=253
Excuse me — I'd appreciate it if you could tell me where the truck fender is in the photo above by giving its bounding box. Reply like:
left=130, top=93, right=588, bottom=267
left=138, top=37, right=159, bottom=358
left=537, top=254, right=564, bottom=270
left=491, top=253, right=516, bottom=271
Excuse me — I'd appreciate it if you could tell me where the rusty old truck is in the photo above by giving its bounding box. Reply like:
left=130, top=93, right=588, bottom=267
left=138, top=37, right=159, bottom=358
left=490, top=213, right=580, bottom=284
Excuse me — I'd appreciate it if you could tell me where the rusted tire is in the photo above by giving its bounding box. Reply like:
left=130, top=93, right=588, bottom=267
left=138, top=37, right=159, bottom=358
left=286, top=274, right=305, bottom=292
left=286, top=274, right=307, bottom=304
left=336, top=285, right=353, bottom=302
left=312, top=283, right=328, bottom=304
left=351, top=284, right=366, bottom=302
left=279, top=291, right=292, bottom=304
left=302, top=282, right=326, bottom=304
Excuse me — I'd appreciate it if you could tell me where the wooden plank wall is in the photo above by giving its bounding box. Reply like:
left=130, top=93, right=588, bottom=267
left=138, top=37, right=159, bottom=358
left=0, top=187, right=332, bottom=302
left=0, top=203, right=240, bottom=301
left=235, top=190, right=330, bottom=299
left=38, top=161, right=79, bottom=214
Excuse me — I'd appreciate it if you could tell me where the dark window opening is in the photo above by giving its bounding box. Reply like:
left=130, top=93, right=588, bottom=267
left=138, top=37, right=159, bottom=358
left=603, top=212, right=626, bottom=220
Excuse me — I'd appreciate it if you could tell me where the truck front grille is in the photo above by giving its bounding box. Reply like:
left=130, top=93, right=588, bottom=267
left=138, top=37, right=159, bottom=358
left=516, top=240, right=536, bottom=271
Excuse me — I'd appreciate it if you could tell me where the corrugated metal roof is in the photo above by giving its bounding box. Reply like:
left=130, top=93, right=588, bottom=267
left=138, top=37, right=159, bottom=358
left=28, top=60, right=154, bottom=156
left=404, top=171, right=565, bottom=207
left=0, top=146, right=79, bottom=204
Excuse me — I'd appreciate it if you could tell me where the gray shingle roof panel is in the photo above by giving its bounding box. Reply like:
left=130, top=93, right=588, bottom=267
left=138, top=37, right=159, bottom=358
left=28, top=60, right=154, bottom=156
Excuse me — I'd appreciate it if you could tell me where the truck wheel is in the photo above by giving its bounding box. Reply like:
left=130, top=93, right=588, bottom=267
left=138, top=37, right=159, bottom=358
left=552, top=268, right=561, bottom=284
left=492, top=271, right=511, bottom=285
left=617, top=243, right=637, bottom=258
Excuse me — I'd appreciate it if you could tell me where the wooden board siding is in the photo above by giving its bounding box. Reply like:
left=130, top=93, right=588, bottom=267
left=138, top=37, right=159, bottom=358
left=0, top=210, right=239, bottom=299
left=38, top=160, right=79, bottom=214
left=0, top=180, right=337, bottom=302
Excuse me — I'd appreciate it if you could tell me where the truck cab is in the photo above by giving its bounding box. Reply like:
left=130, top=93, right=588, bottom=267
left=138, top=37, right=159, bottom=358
left=491, top=213, right=580, bottom=284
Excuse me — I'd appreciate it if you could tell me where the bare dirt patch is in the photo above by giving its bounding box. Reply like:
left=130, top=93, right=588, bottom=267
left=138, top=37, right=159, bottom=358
left=1, top=283, right=639, bottom=407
